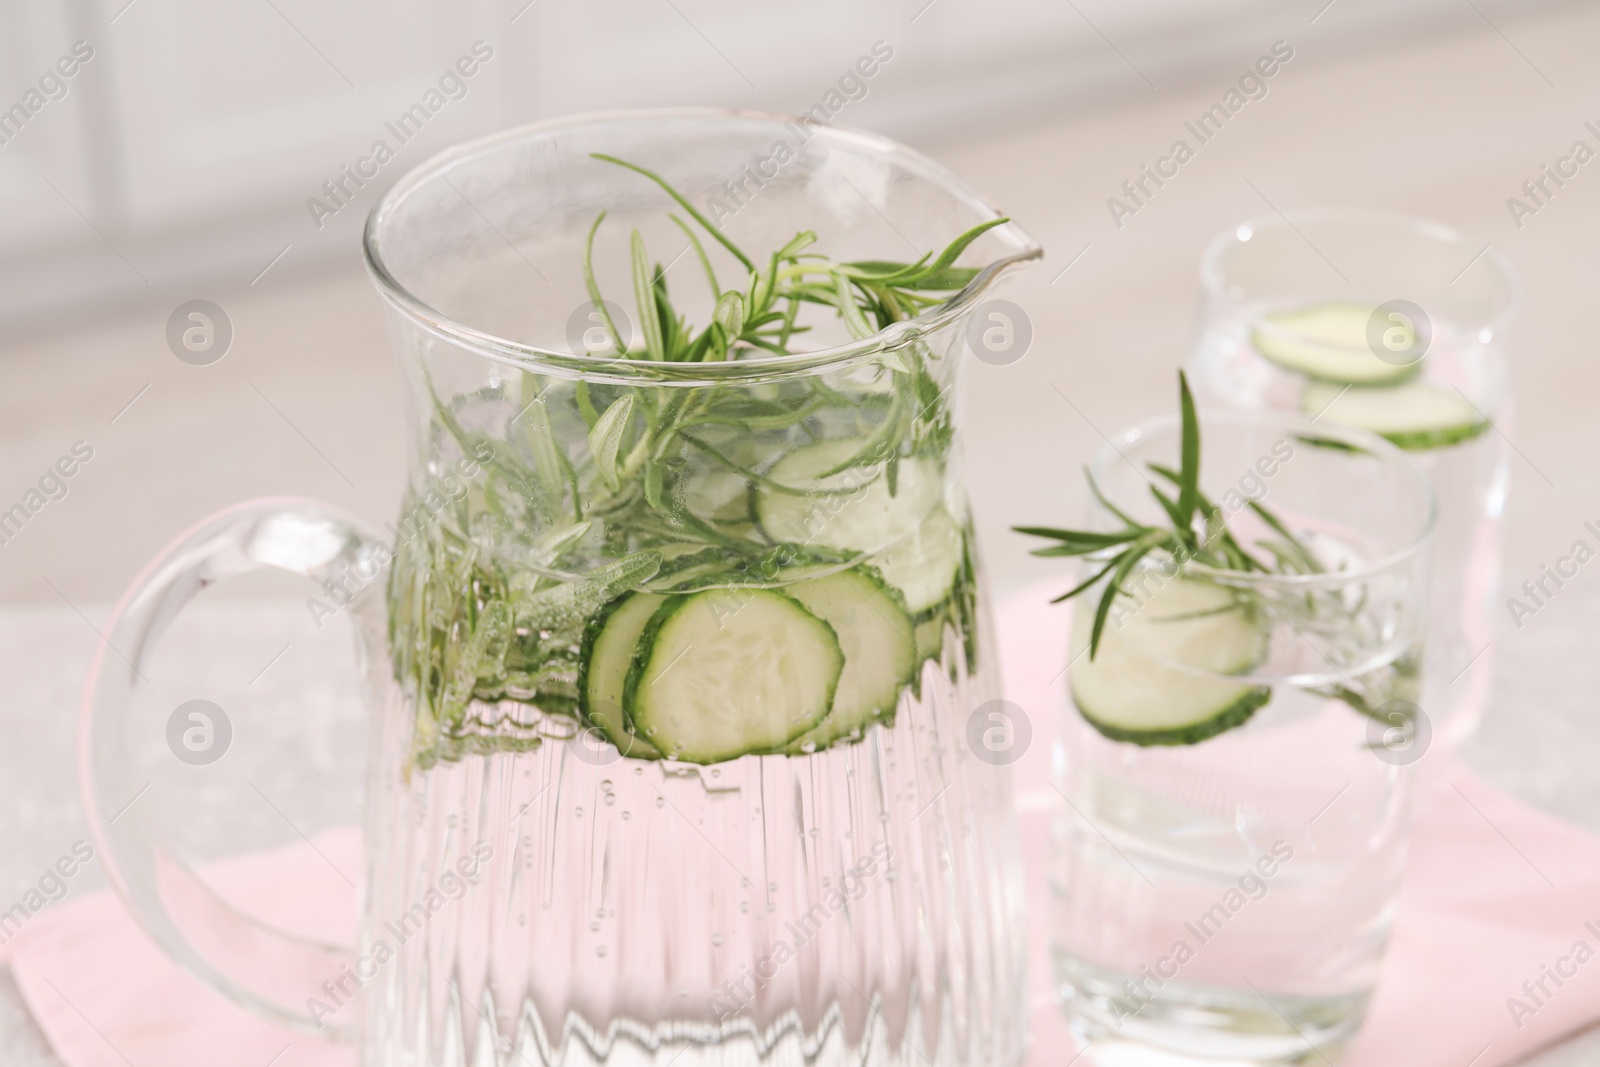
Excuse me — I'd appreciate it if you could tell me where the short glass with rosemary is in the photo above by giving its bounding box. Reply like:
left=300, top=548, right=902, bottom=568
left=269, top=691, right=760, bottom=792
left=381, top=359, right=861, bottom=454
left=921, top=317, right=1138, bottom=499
left=363, top=118, right=1036, bottom=1067
left=1189, top=211, right=1518, bottom=751
left=1019, top=382, right=1434, bottom=1067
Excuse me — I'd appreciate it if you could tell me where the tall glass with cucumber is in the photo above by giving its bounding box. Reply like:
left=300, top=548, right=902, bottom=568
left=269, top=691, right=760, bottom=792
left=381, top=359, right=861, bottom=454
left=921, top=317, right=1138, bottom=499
left=1188, top=211, right=1520, bottom=750
left=362, top=115, right=1041, bottom=1067
left=1019, top=376, right=1436, bottom=1066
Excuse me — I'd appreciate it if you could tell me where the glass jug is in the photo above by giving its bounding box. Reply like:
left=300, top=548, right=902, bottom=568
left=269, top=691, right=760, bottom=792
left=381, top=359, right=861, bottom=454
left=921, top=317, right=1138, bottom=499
left=81, top=111, right=1041, bottom=1067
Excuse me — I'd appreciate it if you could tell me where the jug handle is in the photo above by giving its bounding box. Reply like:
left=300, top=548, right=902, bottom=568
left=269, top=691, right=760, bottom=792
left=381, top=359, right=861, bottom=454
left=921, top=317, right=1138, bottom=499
left=79, top=498, right=387, bottom=1041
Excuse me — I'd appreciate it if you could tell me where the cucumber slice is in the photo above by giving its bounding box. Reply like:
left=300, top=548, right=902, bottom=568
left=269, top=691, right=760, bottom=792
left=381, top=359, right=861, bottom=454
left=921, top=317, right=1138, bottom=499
left=578, top=592, right=666, bottom=759
left=1069, top=577, right=1270, bottom=746
left=1301, top=379, right=1490, bottom=451
left=870, top=505, right=963, bottom=617
left=782, top=568, right=917, bottom=752
left=1252, top=301, right=1418, bottom=385
left=677, top=468, right=754, bottom=526
left=914, top=613, right=948, bottom=662
left=754, top=439, right=941, bottom=554
left=625, top=588, right=843, bottom=764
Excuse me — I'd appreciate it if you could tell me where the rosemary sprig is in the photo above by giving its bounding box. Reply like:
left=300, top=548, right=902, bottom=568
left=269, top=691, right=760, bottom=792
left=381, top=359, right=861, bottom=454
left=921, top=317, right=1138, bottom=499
left=422, top=152, right=1002, bottom=558
left=1013, top=371, right=1323, bottom=659
left=582, top=154, right=1004, bottom=367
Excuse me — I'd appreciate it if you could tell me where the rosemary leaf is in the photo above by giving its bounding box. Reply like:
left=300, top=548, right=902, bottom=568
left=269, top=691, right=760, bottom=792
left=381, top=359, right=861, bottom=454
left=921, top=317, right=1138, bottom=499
left=1248, top=500, right=1325, bottom=574
left=575, top=381, right=599, bottom=429
left=1050, top=556, right=1119, bottom=604
left=1176, top=369, right=1200, bottom=533
left=713, top=289, right=745, bottom=338
left=631, top=230, right=665, bottom=361
left=1089, top=538, right=1161, bottom=658
left=1086, top=468, right=1146, bottom=531
left=588, top=393, right=635, bottom=492
left=833, top=272, right=875, bottom=340
left=1148, top=484, right=1190, bottom=537
left=669, top=213, right=721, bottom=300
left=514, top=373, right=567, bottom=506
left=582, top=212, right=627, bottom=357
left=591, top=153, right=756, bottom=270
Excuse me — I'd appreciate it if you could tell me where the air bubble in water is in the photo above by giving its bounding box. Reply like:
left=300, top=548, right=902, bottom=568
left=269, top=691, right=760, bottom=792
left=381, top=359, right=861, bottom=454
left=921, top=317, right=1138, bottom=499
left=711, top=933, right=723, bottom=946
left=575, top=807, right=584, bottom=817
left=597, top=946, right=607, bottom=957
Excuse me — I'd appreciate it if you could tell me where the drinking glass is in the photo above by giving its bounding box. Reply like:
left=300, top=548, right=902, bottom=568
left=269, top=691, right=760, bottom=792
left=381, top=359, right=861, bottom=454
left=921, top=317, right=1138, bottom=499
left=1050, top=411, right=1435, bottom=1065
left=81, top=111, right=1040, bottom=1067
left=1188, top=211, right=1519, bottom=750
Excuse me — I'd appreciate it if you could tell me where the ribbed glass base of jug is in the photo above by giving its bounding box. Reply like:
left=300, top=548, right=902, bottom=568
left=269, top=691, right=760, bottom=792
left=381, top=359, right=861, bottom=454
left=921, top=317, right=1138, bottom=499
left=359, top=643, right=1028, bottom=1067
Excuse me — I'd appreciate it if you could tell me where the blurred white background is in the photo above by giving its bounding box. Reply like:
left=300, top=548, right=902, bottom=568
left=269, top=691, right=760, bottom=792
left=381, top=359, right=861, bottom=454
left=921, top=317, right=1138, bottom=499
left=0, top=0, right=1558, bottom=322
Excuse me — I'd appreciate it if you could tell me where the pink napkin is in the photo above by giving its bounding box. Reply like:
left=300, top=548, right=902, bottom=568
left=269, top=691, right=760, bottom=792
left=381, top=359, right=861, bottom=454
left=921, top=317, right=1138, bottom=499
left=0, top=829, right=361, bottom=1067
left=7, top=584, right=1600, bottom=1067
